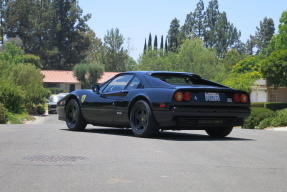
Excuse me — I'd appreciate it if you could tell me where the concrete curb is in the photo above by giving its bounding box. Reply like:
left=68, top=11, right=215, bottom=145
left=265, top=127, right=287, bottom=131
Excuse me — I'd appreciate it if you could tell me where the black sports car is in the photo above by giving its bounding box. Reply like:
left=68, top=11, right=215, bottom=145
left=57, top=71, right=250, bottom=138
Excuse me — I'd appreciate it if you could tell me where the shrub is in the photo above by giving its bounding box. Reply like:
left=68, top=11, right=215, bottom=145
left=257, top=117, right=273, bottom=129
left=9, top=64, right=50, bottom=109
left=251, top=102, right=265, bottom=108
left=258, top=108, right=287, bottom=129
left=242, top=107, right=274, bottom=129
left=36, top=104, right=46, bottom=115
left=264, top=102, right=287, bottom=111
left=6, top=112, right=34, bottom=124
left=0, top=81, right=25, bottom=113
left=0, top=103, right=8, bottom=124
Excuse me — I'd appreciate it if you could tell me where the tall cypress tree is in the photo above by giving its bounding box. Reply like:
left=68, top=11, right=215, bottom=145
left=148, top=33, right=152, bottom=50
left=143, top=38, right=147, bottom=54
left=160, top=35, right=164, bottom=49
left=154, top=35, right=158, bottom=50
left=164, top=38, right=168, bottom=54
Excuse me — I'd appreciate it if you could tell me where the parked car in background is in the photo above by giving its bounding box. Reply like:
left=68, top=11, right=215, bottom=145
left=57, top=71, right=251, bottom=138
left=48, top=93, right=68, bottom=114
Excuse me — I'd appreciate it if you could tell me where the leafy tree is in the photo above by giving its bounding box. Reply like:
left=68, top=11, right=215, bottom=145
left=103, top=28, right=128, bottom=72
left=254, top=17, right=275, bottom=53
left=73, top=63, right=104, bottom=88
left=126, top=56, right=137, bottom=71
left=0, top=43, right=48, bottom=113
left=204, top=0, right=220, bottom=48
left=260, top=49, right=287, bottom=87
left=177, top=38, right=218, bottom=79
left=9, top=63, right=49, bottom=110
left=203, top=0, right=242, bottom=56
left=193, top=0, right=205, bottom=37
left=154, top=35, right=158, bottom=50
left=275, top=11, right=287, bottom=50
left=232, top=56, right=260, bottom=74
left=138, top=38, right=220, bottom=80
left=4, top=0, right=92, bottom=70
left=214, top=49, right=246, bottom=82
left=84, top=31, right=104, bottom=65
left=182, top=12, right=195, bottom=38
left=222, top=71, right=262, bottom=92
left=168, top=18, right=181, bottom=52
left=246, top=35, right=256, bottom=55
left=0, top=0, right=9, bottom=45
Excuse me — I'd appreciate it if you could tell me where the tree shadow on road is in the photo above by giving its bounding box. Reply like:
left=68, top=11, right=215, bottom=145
left=61, top=128, right=254, bottom=141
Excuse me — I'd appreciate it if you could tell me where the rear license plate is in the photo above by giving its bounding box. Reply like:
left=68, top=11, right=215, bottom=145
left=205, top=92, right=220, bottom=102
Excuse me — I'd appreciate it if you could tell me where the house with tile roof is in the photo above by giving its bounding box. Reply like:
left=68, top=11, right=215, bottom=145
left=41, top=70, right=119, bottom=92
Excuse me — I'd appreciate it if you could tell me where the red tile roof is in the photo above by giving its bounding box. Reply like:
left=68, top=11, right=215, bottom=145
left=41, top=70, right=119, bottom=84
left=98, top=72, right=119, bottom=83
left=41, top=70, right=79, bottom=83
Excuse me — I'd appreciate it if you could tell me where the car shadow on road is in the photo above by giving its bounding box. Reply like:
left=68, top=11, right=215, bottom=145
left=61, top=128, right=254, bottom=141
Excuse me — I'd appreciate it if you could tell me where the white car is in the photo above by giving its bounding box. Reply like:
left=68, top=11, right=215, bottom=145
left=48, top=93, right=68, bottom=114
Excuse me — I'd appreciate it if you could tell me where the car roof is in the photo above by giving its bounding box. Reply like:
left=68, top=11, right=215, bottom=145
left=122, top=71, right=200, bottom=77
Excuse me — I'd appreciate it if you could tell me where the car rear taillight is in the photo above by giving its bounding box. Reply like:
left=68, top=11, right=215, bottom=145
left=232, top=93, right=241, bottom=103
left=174, top=91, right=184, bottom=102
left=232, top=93, right=249, bottom=103
left=240, top=94, right=249, bottom=103
left=174, top=91, right=192, bottom=102
left=183, top=92, right=192, bottom=101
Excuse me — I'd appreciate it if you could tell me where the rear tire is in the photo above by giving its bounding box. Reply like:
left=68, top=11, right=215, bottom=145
left=65, top=99, right=87, bottom=131
left=130, top=100, right=159, bottom=137
left=205, top=127, right=233, bottom=138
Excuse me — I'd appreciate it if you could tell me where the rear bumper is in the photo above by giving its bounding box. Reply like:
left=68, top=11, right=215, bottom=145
left=48, top=105, right=57, bottom=112
left=153, top=106, right=250, bottom=130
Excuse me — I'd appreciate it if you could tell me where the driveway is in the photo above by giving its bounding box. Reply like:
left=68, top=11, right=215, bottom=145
left=0, top=115, right=286, bottom=192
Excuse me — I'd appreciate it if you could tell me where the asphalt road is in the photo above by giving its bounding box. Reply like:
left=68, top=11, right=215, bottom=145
left=0, top=115, right=287, bottom=192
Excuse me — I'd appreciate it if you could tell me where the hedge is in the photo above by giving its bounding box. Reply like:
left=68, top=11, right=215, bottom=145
left=242, top=107, right=275, bottom=129
left=264, top=103, right=287, bottom=111
left=258, top=108, right=287, bottom=129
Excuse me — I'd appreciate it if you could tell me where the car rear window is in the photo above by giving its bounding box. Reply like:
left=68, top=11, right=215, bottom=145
left=151, top=73, right=218, bottom=86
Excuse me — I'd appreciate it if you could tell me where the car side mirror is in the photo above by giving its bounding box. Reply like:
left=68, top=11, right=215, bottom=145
left=92, top=85, right=100, bottom=93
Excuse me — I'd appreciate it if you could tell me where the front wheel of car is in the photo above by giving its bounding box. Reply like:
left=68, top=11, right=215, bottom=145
left=130, top=100, right=159, bottom=137
left=205, top=127, right=233, bottom=138
left=65, top=99, right=87, bottom=131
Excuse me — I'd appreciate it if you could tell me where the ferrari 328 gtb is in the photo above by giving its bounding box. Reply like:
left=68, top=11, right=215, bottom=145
left=57, top=71, right=250, bottom=138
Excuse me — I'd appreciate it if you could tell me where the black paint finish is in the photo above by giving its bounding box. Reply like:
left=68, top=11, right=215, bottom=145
left=57, top=71, right=251, bottom=130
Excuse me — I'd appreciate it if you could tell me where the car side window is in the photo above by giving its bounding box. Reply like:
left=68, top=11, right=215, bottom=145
left=126, top=77, right=141, bottom=90
left=102, top=75, right=133, bottom=93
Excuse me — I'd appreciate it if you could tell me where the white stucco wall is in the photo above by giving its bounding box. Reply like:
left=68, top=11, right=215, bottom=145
left=250, top=88, right=268, bottom=103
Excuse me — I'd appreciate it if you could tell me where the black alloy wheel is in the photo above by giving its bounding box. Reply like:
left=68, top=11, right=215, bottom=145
left=130, top=100, right=159, bottom=137
left=65, top=99, right=87, bottom=131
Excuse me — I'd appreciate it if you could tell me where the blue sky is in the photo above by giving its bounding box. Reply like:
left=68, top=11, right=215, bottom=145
left=79, top=0, right=287, bottom=60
